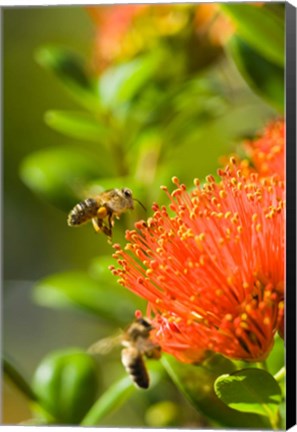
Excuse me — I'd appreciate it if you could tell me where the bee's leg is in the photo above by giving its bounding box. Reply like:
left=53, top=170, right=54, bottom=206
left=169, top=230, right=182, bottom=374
left=92, top=217, right=109, bottom=235
left=107, top=212, right=113, bottom=236
left=92, top=217, right=102, bottom=233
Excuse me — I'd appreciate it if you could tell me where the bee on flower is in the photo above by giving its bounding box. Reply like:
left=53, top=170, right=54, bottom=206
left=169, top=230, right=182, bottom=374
left=110, top=148, right=285, bottom=364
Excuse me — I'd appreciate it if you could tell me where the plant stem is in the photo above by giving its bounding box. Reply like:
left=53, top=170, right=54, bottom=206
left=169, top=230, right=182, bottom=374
left=3, top=357, right=37, bottom=402
left=255, top=360, right=268, bottom=371
left=274, top=366, right=286, bottom=382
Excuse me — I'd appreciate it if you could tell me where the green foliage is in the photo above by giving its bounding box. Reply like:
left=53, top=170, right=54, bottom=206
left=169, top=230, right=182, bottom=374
left=32, top=349, right=99, bottom=424
left=227, top=36, right=284, bottom=112
left=162, top=354, right=270, bottom=429
left=214, top=369, right=282, bottom=426
left=20, top=146, right=107, bottom=210
left=33, top=270, right=144, bottom=325
left=99, top=53, right=162, bottom=110
left=44, top=110, right=109, bottom=143
left=220, top=4, right=284, bottom=67
left=35, top=46, right=100, bottom=112
left=80, top=375, right=135, bottom=425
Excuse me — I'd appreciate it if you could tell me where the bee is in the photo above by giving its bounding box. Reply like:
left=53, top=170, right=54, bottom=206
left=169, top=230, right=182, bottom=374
left=67, top=187, right=145, bottom=239
left=88, top=317, right=162, bottom=389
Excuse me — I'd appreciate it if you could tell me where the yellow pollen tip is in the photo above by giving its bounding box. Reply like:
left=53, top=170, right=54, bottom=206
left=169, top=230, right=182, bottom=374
left=271, top=145, right=281, bottom=154
left=252, top=213, right=258, bottom=222
left=206, top=175, right=215, bottom=183
left=219, top=190, right=227, bottom=199
left=172, top=176, right=180, bottom=185
left=256, top=223, right=262, bottom=232
left=240, top=322, right=249, bottom=330
left=194, top=178, right=200, bottom=187
left=230, top=157, right=236, bottom=165
left=227, top=276, right=233, bottom=286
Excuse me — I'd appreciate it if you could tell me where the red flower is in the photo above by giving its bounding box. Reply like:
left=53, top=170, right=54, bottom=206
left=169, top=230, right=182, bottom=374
left=245, top=119, right=285, bottom=179
left=111, top=159, right=284, bottom=363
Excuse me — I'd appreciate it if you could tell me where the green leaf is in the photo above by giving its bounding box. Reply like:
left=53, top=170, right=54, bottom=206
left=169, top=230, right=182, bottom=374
left=220, top=4, right=284, bottom=67
left=32, top=348, right=99, bottom=424
left=35, top=46, right=100, bottom=111
left=162, top=354, right=269, bottom=428
left=99, top=54, right=161, bottom=109
left=20, top=146, right=109, bottom=210
left=227, top=36, right=284, bottom=112
left=214, top=368, right=282, bottom=418
left=44, top=110, right=109, bottom=144
left=266, top=335, right=285, bottom=376
left=32, top=271, right=142, bottom=324
left=80, top=363, right=163, bottom=426
left=80, top=375, right=135, bottom=426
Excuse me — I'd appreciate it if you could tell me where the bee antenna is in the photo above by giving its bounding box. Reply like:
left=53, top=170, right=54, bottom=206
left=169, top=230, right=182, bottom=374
left=133, top=198, right=147, bottom=212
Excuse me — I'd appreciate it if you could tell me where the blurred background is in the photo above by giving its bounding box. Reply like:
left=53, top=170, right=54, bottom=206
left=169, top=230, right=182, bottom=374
left=3, top=3, right=282, bottom=426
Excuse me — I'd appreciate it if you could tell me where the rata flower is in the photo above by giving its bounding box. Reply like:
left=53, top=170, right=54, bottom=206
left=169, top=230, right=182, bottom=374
left=245, top=119, right=285, bottom=180
left=111, top=159, right=284, bottom=363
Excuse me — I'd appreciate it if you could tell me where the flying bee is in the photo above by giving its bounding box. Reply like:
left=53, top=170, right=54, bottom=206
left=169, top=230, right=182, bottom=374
left=88, top=317, right=162, bottom=389
left=67, top=187, right=146, bottom=239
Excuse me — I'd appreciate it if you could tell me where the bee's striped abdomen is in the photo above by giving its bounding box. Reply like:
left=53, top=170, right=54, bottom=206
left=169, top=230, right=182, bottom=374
left=121, top=347, right=149, bottom=389
left=67, top=198, right=98, bottom=226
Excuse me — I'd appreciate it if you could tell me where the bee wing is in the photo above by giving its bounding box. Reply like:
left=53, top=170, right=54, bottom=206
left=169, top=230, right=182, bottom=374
left=87, top=333, right=123, bottom=355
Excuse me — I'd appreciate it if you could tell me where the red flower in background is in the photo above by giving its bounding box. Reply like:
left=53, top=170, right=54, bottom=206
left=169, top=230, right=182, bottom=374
left=245, top=119, right=285, bottom=180
left=111, top=156, right=284, bottom=364
left=86, top=4, right=232, bottom=71
left=86, top=5, right=147, bottom=70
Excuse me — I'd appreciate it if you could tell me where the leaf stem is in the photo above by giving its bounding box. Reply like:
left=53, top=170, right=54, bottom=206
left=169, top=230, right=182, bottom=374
left=255, top=360, right=268, bottom=371
left=274, top=366, right=285, bottom=382
left=80, top=375, right=135, bottom=426
left=3, top=356, right=37, bottom=402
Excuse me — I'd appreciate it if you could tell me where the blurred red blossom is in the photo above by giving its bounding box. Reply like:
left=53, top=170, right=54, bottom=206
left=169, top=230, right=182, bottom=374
left=245, top=119, right=285, bottom=180
left=86, top=4, right=232, bottom=71
left=111, top=156, right=284, bottom=363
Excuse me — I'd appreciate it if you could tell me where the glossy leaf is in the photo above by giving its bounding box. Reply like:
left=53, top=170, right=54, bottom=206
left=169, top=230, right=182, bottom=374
left=162, top=354, right=269, bottom=428
left=35, top=46, right=100, bottom=111
left=32, top=271, right=141, bottom=324
left=227, top=36, right=284, bottom=112
left=266, top=335, right=285, bottom=376
left=20, top=146, right=109, bottom=210
left=220, top=4, right=284, bottom=67
left=214, top=368, right=282, bottom=418
left=99, top=54, right=161, bottom=109
left=32, top=349, right=98, bottom=424
left=44, top=110, right=110, bottom=144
